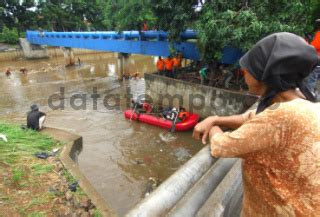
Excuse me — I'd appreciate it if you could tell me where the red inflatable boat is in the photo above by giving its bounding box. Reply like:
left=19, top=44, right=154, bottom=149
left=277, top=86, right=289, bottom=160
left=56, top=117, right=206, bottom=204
left=124, top=109, right=200, bottom=131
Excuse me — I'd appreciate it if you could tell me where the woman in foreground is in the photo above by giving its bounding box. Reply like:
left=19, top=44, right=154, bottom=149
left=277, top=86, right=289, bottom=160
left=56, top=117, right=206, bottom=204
left=193, top=32, right=320, bottom=216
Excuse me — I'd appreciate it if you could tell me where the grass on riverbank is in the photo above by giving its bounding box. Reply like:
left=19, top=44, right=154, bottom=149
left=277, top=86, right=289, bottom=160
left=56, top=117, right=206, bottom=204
left=0, top=122, right=102, bottom=216
left=0, top=122, right=55, bottom=165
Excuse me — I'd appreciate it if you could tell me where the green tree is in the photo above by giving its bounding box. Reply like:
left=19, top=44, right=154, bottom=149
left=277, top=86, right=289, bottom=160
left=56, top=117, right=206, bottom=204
left=196, top=0, right=315, bottom=62
left=37, top=0, right=105, bottom=31
left=151, top=0, right=199, bottom=40
left=100, top=0, right=156, bottom=31
left=0, top=0, right=38, bottom=36
left=0, top=26, right=19, bottom=44
left=310, top=0, right=320, bottom=28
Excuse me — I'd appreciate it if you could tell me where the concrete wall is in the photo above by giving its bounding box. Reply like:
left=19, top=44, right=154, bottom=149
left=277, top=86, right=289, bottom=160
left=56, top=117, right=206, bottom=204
left=145, top=73, right=258, bottom=118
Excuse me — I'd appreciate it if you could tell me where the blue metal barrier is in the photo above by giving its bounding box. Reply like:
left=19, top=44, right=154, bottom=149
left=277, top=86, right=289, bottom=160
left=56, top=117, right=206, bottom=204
left=26, top=30, right=243, bottom=63
left=26, top=30, right=201, bottom=60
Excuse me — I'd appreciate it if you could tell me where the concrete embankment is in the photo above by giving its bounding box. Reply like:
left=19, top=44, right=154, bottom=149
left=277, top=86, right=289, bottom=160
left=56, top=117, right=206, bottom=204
left=41, top=127, right=117, bottom=217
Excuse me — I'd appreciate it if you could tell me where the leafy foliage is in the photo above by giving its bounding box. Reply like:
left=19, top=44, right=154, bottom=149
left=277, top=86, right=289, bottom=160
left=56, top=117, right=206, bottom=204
left=0, top=0, right=38, bottom=35
left=100, top=0, right=156, bottom=31
left=36, top=0, right=105, bottom=31
left=0, top=26, right=19, bottom=44
left=151, top=0, right=200, bottom=40
left=196, top=0, right=315, bottom=61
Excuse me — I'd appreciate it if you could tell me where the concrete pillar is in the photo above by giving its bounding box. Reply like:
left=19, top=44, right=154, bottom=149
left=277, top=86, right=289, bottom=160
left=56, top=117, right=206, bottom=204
left=61, top=47, right=75, bottom=67
left=117, top=52, right=130, bottom=80
left=19, top=38, right=49, bottom=59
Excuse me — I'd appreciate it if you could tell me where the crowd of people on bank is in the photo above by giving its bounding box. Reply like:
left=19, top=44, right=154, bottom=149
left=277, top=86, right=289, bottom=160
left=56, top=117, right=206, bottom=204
left=156, top=53, right=183, bottom=78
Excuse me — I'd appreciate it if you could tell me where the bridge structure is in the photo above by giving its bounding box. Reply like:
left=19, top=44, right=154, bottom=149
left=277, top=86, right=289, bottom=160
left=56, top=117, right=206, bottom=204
left=26, top=30, right=243, bottom=63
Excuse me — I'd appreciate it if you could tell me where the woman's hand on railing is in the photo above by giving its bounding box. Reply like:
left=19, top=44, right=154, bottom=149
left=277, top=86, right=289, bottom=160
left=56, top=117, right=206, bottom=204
left=193, top=116, right=217, bottom=145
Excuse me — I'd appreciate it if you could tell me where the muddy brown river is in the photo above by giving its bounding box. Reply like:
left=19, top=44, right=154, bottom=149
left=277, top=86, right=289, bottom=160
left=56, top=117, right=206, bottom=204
left=0, top=52, right=203, bottom=216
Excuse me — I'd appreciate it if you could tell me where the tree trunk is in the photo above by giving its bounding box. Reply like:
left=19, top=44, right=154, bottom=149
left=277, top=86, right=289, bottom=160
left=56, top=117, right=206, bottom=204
left=208, top=61, right=218, bottom=86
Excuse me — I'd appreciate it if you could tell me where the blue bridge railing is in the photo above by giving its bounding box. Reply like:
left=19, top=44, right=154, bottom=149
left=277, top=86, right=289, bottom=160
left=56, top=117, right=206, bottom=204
left=26, top=30, right=200, bottom=60
left=26, top=30, right=243, bottom=63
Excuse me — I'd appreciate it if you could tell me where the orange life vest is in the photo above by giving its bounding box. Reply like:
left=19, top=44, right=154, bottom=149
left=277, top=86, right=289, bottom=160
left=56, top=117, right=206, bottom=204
left=173, top=57, right=181, bottom=68
left=178, top=111, right=190, bottom=121
left=164, top=58, right=173, bottom=71
left=156, top=59, right=165, bottom=71
left=311, top=31, right=320, bottom=56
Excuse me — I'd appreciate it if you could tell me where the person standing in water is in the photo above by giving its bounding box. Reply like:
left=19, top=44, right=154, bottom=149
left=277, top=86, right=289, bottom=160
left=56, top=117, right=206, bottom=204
left=5, top=68, right=11, bottom=77
left=27, top=104, right=46, bottom=131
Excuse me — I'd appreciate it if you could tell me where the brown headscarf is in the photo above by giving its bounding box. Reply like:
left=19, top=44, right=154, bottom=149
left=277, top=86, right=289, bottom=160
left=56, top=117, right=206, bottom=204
left=239, top=32, right=318, bottom=113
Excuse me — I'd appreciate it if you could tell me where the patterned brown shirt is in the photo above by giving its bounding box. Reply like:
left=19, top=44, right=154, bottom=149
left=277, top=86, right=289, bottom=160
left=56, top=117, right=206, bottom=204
left=211, top=99, right=320, bottom=216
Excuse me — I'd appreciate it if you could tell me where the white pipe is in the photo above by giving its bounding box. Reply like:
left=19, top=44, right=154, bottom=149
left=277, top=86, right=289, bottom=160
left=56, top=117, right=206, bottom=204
left=167, top=158, right=237, bottom=217
left=126, top=145, right=216, bottom=217
left=196, top=160, right=242, bottom=217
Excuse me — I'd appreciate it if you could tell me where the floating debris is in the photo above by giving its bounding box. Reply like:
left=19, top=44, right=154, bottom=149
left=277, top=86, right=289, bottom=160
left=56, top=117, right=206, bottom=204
left=174, top=147, right=192, bottom=161
left=144, top=177, right=160, bottom=197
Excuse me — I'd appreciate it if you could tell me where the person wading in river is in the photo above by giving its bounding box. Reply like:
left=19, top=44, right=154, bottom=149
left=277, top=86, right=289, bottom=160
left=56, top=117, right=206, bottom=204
left=193, top=32, right=320, bottom=216
left=5, top=68, right=11, bottom=77
left=27, top=104, right=46, bottom=131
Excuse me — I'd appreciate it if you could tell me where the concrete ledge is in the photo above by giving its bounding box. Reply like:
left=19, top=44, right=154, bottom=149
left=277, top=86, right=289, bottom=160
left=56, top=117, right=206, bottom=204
left=41, top=127, right=117, bottom=217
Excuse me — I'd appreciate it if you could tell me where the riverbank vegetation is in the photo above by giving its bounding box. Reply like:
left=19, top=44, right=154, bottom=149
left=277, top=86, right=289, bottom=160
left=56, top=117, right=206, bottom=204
left=0, top=122, right=101, bottom=216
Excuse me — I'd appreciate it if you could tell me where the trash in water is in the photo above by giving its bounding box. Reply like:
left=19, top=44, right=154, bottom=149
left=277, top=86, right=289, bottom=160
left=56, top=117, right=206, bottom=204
left=144, top=177, right=160, bottom=197
left=134, top=159, right=144, bottom=165
left=174, top=147, right=192, bottom=161
left=0, top=134, right=8, bottom=142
